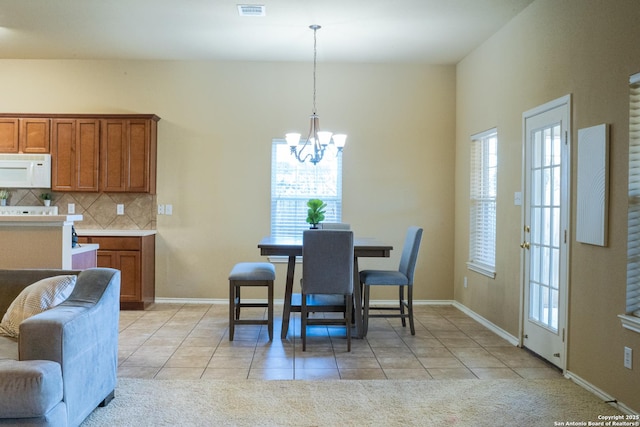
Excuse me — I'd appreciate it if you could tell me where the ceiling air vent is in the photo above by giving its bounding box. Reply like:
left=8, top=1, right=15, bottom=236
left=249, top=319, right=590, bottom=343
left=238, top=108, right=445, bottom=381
left=237, top=4, right=266, bottom=17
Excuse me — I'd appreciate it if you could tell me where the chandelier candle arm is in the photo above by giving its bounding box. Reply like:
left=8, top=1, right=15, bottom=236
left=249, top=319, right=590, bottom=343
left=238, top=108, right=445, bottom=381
left=284, top=24, right=347, bottom=165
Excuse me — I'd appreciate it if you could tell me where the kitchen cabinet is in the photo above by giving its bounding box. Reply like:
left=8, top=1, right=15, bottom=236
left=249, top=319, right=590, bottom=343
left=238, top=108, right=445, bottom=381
left=51, top=119, right=100, bottom=192
left=0, top=113, right=159, bottom=194
left=78, top=234, right=155, bottom=310
left=0, top=117, right=50, bottom=153
left=101, top=118, right=157, bottom=193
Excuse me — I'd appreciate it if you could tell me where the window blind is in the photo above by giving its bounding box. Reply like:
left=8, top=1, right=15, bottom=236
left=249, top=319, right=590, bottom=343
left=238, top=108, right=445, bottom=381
left=627, top=74, right=640, bottom=316
left=271, top=140, right=342, bottom=239
left=468, top=129, right=498, bottom=278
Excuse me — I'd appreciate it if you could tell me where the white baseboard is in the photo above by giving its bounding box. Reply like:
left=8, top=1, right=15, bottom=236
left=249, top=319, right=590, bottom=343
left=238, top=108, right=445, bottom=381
left=564, top=371, right=638, bottom=416
left=450, top=301, right=520, bottom=346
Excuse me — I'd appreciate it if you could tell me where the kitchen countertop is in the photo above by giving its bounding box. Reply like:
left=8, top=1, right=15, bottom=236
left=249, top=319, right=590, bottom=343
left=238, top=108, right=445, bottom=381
left=71, top=243, right=99, bottom=255
left=75, top=229, right=157, bottom=237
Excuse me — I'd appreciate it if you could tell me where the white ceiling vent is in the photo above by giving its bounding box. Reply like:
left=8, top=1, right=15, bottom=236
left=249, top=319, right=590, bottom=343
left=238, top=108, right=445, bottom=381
left=237, top=5, right=266, bottom=17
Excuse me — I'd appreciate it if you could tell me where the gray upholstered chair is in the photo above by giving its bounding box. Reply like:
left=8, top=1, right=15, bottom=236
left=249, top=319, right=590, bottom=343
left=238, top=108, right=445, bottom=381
left=300, top=229, right=354, bottom=351
left=359, top=226, right=423, bottom=336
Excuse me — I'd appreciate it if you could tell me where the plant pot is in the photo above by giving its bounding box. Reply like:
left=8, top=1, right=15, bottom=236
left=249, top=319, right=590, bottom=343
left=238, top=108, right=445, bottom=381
left=43, top=200, right=51, bottom=206
left=0, top=199, right=6, bottom=206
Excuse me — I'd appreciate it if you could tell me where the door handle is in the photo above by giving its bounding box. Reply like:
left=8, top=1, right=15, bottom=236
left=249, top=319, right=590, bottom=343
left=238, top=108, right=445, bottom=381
left=520, top=241, right=530, bottom=249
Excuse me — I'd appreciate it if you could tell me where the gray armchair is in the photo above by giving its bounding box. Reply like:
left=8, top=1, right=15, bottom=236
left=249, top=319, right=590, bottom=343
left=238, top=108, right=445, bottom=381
left=359, top=226, right=423, bottom=336
left=0, top=268, right=121, bottom=427
left=300, top=230, right=354, bottom=351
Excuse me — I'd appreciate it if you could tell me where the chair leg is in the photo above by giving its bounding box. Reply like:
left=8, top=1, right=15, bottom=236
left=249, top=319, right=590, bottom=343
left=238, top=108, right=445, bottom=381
left=235, top=286, right=241, bottom=320
left=267, top=281, right=274, bottom=341
left=399, top=286, right=407, bottom=327
left=363, top=284, right=370, bottom=336
left=408, top=286, right=415, bottom=335
left=229, top=281, right=235, bottom=341
left=301, top=294, right=307, bottom=351
left=346, top=294, right=352, bottom=352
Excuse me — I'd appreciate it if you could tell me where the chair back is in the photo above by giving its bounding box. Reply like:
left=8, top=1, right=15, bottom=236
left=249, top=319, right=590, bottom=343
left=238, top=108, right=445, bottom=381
left=302, top=230, right=354, bottom=295
left=398, top=226, right=423, bottom=285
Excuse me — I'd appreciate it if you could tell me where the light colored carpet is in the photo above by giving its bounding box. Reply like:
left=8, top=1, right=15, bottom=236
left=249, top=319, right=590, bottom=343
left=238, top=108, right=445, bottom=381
left=81, top=378, right=622, bottom=427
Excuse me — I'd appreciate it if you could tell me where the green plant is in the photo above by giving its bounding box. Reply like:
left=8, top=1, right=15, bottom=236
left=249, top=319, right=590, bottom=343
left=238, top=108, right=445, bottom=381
left=0, top=189, right=9, bottom=199
left=305, top=198, right=327, bottom=228
left=40, top=192, right=52, bottom=200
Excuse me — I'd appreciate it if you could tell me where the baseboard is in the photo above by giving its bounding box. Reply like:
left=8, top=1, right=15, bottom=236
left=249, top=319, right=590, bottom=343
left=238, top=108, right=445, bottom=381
left=564, top=371, right=639, bottom=416
left=450, top=301, right=520, bottom=346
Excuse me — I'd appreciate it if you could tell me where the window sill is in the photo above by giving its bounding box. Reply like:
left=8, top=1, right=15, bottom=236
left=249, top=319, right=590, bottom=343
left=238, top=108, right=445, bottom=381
left=466, top=262, right=496, bottom=279
left=618, top=314, right=640, bottom=334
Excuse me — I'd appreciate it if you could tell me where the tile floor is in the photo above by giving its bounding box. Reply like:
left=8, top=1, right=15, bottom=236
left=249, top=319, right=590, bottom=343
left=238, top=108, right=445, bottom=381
left=117, top=303, right=563, bottom=381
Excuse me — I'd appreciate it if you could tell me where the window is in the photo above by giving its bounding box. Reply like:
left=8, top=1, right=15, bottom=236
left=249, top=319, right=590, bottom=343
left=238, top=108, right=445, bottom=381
left=468, top=128, right=498, bottom=278
left=623, top=72, right=640, bottom=332
left=271, top=140, right=342, bottom=239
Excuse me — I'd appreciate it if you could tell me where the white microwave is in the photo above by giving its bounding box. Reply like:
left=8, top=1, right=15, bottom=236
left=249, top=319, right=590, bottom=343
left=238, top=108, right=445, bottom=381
left=0, top=153, right=51, bottom=188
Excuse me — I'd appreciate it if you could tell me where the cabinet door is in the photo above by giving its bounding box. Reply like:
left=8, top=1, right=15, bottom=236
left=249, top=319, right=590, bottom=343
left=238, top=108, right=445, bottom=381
left=116, top=251, right=142, bottom=302
left=0, top=119, right=19, bottom=152
left=100, top=119, right=127, bottom=192
left=75, top=120, right=100, bottom=191
left=51, top=119, right=99, bottom=191
left=19, top=118, right=50, bottom=153
left=127, top=120, right=151, bottom=192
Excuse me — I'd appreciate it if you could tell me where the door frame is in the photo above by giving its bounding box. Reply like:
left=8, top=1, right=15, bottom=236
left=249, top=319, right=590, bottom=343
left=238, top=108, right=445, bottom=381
left=519, top=94, right=572, bottom=371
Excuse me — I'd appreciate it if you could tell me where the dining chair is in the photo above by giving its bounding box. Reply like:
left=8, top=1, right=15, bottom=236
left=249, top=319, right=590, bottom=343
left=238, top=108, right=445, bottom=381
left=299, top=229, right=354, bottom=351
left=359, top=226, right=423, bottom=336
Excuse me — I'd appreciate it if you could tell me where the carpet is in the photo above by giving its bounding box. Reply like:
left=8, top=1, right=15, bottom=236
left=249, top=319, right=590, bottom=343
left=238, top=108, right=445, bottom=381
left=81, top=378, right=622, bottom=427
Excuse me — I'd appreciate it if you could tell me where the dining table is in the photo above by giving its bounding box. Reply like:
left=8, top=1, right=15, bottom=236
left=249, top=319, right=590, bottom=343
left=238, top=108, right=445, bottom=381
left=258, top=235, right=393, bottom=339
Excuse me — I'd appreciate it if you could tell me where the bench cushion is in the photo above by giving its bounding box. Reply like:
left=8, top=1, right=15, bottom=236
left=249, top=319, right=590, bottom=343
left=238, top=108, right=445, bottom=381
left=0, top=359, right=63, bottom=418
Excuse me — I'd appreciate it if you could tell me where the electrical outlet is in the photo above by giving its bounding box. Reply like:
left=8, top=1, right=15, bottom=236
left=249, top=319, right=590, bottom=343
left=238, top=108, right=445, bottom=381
left=624, top=346, right=633, bottom=369
left=116, top=204, right=124, bottom=215
left=165, top=204, right=173, bottom=215
left=464, top=277, right=468, bottom=288
left=68, top=203, right=75, bottom=214
left=157, top=204, right=164, bottom=215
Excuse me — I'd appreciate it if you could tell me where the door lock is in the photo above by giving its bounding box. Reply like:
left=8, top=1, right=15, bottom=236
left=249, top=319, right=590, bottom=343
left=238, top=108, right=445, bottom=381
left=520, top=241, right=530, bottom=249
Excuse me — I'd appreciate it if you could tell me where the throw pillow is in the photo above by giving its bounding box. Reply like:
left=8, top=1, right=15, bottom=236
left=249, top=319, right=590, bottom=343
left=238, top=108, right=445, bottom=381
left=0, top=275, right=77, bottom=338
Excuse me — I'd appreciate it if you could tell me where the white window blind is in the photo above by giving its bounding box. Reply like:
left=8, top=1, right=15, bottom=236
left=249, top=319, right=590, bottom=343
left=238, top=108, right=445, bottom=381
left=468, top=129, right=498, bottom=278
left=626, top=73, right=640, bottom=317
left=271, top=140, right=342, bottom=239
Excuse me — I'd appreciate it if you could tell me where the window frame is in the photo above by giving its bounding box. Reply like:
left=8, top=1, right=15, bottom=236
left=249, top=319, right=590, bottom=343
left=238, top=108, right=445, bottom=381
left=467, top=128, right=498, bottom=279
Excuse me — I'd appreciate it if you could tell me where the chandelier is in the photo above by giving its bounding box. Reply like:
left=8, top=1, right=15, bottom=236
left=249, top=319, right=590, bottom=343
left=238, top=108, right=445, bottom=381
left=285, top=25, right=347, bottom=165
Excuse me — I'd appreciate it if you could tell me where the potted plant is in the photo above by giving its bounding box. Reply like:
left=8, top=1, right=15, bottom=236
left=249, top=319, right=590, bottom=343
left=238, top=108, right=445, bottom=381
left=0, top=189, right=9, bottom=206
left=40, top=192, right=52, bottom=206
left=306, top=198, right=326, bottom=229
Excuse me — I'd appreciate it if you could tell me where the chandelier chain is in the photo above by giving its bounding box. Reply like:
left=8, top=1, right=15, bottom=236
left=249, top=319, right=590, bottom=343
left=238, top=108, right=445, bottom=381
left=312, top=26, right=317, bottom=115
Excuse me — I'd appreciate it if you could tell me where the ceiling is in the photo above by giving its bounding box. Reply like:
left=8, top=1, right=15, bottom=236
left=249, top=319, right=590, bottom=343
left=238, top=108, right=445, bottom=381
left=0, top=0, right=534, bottom=64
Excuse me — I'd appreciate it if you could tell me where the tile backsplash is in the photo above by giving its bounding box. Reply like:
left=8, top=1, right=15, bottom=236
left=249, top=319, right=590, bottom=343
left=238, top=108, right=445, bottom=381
left=3, top=189, right=156, bottom=230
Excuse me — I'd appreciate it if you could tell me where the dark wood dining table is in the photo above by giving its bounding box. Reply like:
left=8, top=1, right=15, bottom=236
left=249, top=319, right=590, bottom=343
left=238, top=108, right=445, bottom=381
left=258, top=236, right=393, bottom=339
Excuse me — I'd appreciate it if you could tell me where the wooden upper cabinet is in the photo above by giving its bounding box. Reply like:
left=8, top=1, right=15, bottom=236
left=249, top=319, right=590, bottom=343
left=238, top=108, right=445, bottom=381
left=0, top=119, right=19, bottom=152
left=101, top=118, right=157, bottom=193
left=0, top=117, right=49, bottom=153
left=51, top=119, right=100, bottom=192
left=20, top=118, right=50, bottom=153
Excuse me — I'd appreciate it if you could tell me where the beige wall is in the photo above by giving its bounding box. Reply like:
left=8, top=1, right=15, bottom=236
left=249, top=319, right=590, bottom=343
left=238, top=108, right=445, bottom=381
left=0, top=60, right=456, bottom=302
left=456, top=0, right=640, bottom=412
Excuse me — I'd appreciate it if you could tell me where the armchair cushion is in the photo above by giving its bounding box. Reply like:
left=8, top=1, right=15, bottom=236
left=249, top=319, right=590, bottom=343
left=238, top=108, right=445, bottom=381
left=0, top=359, right=63, bottom=418
left=0, top=275, right=76, bottom=338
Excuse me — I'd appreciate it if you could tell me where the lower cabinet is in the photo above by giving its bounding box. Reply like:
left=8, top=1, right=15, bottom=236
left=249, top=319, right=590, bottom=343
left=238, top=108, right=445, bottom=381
left=78, top=234, right=155, bottom=310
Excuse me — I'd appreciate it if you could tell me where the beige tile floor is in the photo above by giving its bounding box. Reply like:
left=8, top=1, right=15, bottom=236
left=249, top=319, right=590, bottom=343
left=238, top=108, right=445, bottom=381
left=117, top=303, right=563, bottom=381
